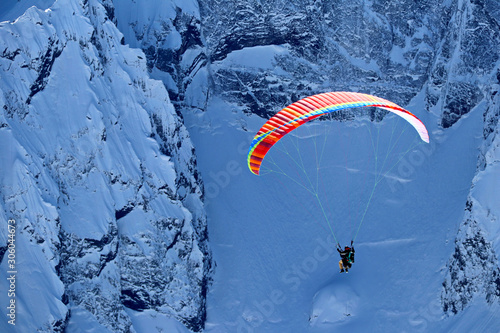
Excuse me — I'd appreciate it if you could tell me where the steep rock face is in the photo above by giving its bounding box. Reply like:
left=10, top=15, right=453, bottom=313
left=442, top=205, right=500, bottom=314
left=0, top=0, right=211, bottom=331
left=427, top=0, right=500, bottom=128
left=198, top=0, right=500, bottom=128
left=442, top=74, right=500, bottom=314
left=199, top=0, right=443, bottom=118
left=113, top=0, right=210, bottom=110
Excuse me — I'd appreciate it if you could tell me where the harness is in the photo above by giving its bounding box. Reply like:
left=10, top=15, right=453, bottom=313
left=343, top=247, right=354, bottom=263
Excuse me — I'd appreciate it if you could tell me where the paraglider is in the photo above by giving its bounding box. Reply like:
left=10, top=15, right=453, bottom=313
left=246, top=91, right=429, bottom=272
left=337, top=242, right=355, bottom=273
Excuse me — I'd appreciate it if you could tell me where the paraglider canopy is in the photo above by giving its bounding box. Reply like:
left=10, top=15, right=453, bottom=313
left=247, top=91, right=429, bottom=175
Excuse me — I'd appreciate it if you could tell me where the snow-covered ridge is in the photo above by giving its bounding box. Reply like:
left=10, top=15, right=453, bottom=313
left=0, top=0, right=211, bottom=331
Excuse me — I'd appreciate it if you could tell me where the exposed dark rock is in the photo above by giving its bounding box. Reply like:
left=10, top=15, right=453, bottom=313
left=441, top=82, right=482, bottom=128
left=27, top=38, right=63, bottom=105
left=442, top=211, right=500, bottom=314
left=115, top=204, right=135, bottom=220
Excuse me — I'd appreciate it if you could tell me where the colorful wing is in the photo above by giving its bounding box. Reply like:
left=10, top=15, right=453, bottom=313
left=247, top=91, right=429, bottom=175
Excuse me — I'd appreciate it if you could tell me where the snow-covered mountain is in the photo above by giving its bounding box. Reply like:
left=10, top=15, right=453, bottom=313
left=1, top=0, right=500, bottom=332
left=0, top=0, right=211, bottom=332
